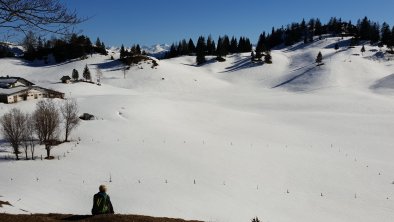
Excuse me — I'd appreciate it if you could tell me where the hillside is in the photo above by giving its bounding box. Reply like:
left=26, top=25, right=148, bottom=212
left=1, top=37, right=394, bottom=222
left=0, top=213, right=202, bottom=222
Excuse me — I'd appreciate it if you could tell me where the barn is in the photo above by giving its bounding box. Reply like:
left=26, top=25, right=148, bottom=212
left=0, top=76, right=65, bottom=104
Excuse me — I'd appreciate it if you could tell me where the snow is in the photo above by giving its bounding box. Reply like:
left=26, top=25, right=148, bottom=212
left=0, top=86, right=29, bottom=94
left=1, top=37, right=394, bottom=222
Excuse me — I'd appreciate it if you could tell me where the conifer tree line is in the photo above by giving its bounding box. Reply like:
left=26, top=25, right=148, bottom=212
left=2, top=32, right=108, bottom=62
left=119, top=44, right=144, bottom=60
left=23, top=33, right=108, bottom=62
left=1, top=16, right=393, bottom=63
left=118, top=43, right=149, bottom=66
left=164, top=35, right=253, bottom=59
left=163, top=16, right=394, bottom=63
left=264, top=16, right=394, bottom=50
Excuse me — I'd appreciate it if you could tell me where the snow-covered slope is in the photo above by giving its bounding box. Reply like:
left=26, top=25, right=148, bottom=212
left=1, top=37, right=394, bottom=222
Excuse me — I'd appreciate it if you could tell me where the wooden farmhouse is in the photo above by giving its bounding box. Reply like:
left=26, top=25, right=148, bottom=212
left=0, top=76, right=65, bottom=104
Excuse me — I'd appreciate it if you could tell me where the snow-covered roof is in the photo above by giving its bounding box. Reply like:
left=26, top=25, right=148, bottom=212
left=0, top=78, right=18, bottom=84
left=0, top=86, right=28, bottom=95
left=0, top=77, right=34, bottom=87
left=0, top=86, right=64, bottom=96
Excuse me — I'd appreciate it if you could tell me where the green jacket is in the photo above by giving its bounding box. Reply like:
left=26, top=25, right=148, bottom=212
left=92, top=192, right=114, bottom=215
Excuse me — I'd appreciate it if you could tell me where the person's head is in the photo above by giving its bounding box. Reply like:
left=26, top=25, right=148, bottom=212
left=99, top=184, right=107, bottom=193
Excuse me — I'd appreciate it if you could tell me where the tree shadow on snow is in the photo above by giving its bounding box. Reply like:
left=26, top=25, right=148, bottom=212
left=324, top=38, right=351, bottom=49
left=272, top=65, right=318, bottom=88
left=91, top=60, right=124, bottom=72
left=181, top=58, right=217, bottom=67
left=220, top=57, right=262, bottom=73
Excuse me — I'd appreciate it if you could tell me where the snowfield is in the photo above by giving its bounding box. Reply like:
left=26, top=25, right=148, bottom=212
left=1, top=37, right=394, bottom=222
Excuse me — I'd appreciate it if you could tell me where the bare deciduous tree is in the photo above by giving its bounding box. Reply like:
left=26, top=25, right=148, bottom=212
left=0, top=0, right=83, bottom=35
left=22, top=113, right=35, bottom=160
left=95, top=68, right=103, bottom=83
left=60, top=99, right=80, bottom=142
left=21, top=114, right=29, bottom=160
left=33, top=99, right=60, bottom=159
left=0, top=108, right=27, bottom=160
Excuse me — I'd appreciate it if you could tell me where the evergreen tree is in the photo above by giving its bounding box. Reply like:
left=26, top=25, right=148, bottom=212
left=255, top=50, right=262, bottom=60
left=327, top=17, right=340, bottom=35
left=180, top=39, right=189, bottom=55
left=358, top=17, right=371, bottom=40
left=95, top=38, right=102, bottom=48
left=370, top=22, right=380, bottom=44
left=308, top=18, right=316, bottom=42
left=256, top=33, right=266, bottom=59
left=244, top=37, right=252, bottom=52
left=188, top=38, right=196, bottom=53
left=207, top=35, right=215, bottom=55
left=300, top=18, right=307, bottom=36
left=72, top=69, right=79, bottom=81
left=237, top=36, right=252, bottom=53
left=167, top=43, right=178, bottom=58
left=100, top=42, right=107, bottom=55
left=224, top=36, right=230, bottom=54
left=316, top=51, right=323, bottom=64
left=315, top=19, right=323, bottom=37
left=381, top=22, right=391, bottom=46
left=264, top=50, right=272, bottom=64
left=36, top=37, right=45, bottom=59
left=361, top=45, right=366, bottom=55
left=196, top=36, right=206, bottom=65
left=251, top=51, right=255, bottom=61
left=83, top=64, right=91, bottom=81
left=389, top=26, right=394, bottom=52
left=229, top=36, right=238, bottom=54
left=120, top=44, right=126, bottom=59
left=216, top=36, right=225, bottom=58
left=136, top=44, right=141, bottom=55
left=349, top=37, right=359, bottom=47
left=177, top=41, right=182, bottom=55
left=347, top=20, right=357, bottom=36
left=85, top=37, right=93, bottom=55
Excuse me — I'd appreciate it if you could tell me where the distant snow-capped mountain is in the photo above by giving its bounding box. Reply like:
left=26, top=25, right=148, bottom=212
left=141, top=44, right=170, bottom=58
left=108, top=44, right=169, bottom=59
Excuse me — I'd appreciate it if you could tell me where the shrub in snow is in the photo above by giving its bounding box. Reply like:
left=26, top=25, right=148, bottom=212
left=79, top=113, right=95, bottom=121
left=316, top=51, right=323, bottom=64
left=251, top=217, right=260, bottom=222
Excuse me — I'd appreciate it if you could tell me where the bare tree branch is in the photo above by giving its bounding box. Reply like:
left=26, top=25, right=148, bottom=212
left=0, top=0, right=85, bottom=35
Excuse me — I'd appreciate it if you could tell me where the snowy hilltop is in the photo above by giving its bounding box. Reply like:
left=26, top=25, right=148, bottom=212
left=0, top=36, right=394, bottom=222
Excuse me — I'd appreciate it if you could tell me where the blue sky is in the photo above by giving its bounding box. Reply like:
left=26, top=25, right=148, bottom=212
left=63, top=0, right=394, bottom=47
